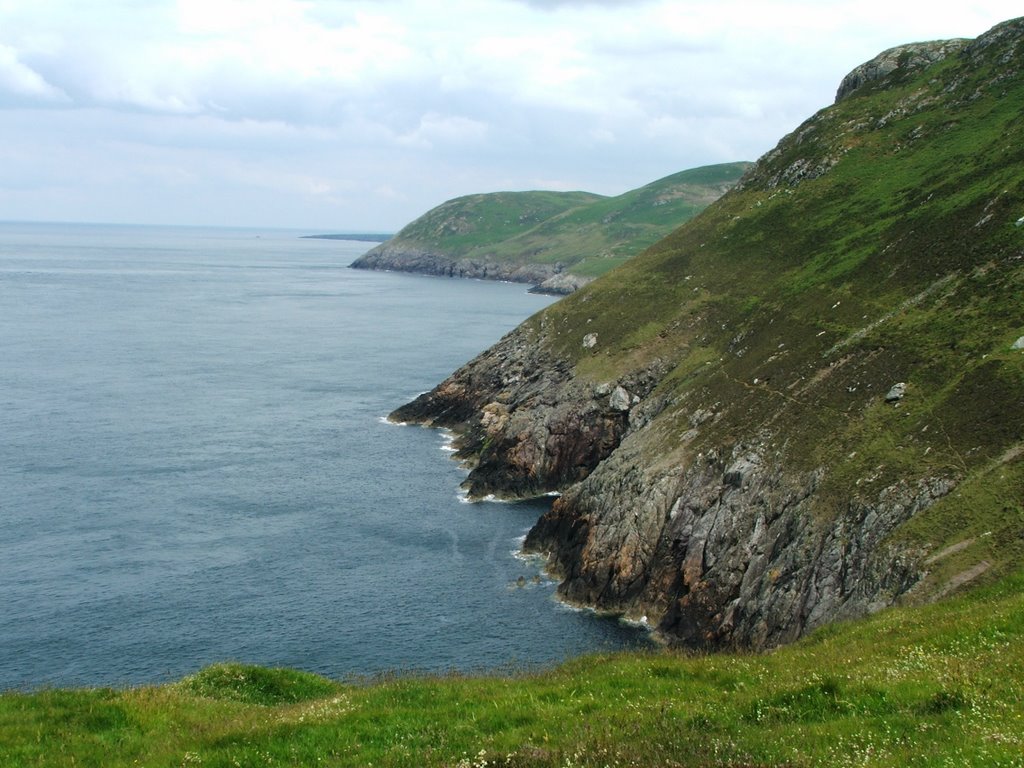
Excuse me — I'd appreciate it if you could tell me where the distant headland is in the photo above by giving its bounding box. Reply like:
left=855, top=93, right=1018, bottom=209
left=301, top=233, right=393, bottom=243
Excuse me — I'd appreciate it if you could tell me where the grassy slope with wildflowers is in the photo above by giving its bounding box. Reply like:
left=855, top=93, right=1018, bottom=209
left=1, top=570, right=1022, bottom=767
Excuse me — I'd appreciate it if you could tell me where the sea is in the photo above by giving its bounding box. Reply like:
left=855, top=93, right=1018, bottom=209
left=0, top=222, right=647, bottom=691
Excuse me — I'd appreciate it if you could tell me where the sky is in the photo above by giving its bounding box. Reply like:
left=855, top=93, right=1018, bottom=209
left=0, top=1, right=1019, bottom=231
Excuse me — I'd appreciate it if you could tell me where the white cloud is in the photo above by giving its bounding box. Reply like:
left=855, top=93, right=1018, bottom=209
left=0, top=0, right=1020, bottom=228
left=395, top=113, right=490, bottom=149
left=0, top=43, right=66, bottom=101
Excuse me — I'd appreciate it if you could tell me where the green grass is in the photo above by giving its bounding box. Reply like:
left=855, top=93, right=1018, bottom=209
left=175, top=663, right=343, bottom=705
left=3, top=572, right=1023, bottom=766
left=372, top=163, right=750, bottom=280
left=385, top=190, right=605, bottom=256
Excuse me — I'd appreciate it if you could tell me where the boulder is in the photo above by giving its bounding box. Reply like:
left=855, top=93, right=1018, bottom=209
left=609, top=386, right=631, bottom=412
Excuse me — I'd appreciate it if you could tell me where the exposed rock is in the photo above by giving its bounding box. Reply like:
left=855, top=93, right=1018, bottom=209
left=532, top=273, right=594, bottom=295
left=1012, top=336, right=1024, bottom=350
left=885, top=382, right=907, bottom=403
left=609, top=386, right=632, bottom=412
left=835, top=39, right=968, bottom=102
left=390, top=326, right=635, bottom=500
left=526, top=442, right=956, bottom=649
left=582, top=333, right=598, bottom=349
left=350, top=240, right=560, bottom=286
left=481, top=402, right=510, bottom=435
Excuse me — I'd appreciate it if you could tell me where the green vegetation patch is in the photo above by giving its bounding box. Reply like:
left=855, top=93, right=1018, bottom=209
left=176, top=663, right=341, bottom=706
left=370, top=163, right=750, bottom=280
left=3, top=570, right=1024, bottom=766
left=389, top=190, right=605, bottom=256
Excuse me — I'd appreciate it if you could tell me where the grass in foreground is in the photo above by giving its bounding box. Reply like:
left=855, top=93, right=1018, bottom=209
left=2, top=572, right=1023, bottom=767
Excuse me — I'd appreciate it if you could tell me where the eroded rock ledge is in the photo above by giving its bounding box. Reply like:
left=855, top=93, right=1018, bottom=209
left=351, top=241, right=572, bottom=294
left=834, top=39, right=967, bottom=102
left=525, top=440, right=955, bottom=649
left=391, top=325, right=662, bottom=499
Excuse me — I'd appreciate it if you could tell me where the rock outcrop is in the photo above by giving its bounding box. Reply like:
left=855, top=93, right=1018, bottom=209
left=834, top=39, right=968, bottom=102
left=351, top=241, right=562, bottom=287
left=531, top=272, right=594, bottom=296
left=392, top=326, right=661, bottom=499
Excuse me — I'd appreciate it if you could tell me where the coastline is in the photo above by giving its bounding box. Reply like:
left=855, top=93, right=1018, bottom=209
left=390, top=410, right=656, bottom=641
left=349, top=247, right=589, bottom=295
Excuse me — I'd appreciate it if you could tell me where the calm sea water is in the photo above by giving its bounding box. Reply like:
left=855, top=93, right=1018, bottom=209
left=0, top=222, right=646, bottom=691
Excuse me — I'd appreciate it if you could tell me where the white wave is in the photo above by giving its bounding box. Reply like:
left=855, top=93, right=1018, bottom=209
left=438, top=428, right=458, bottom=452
left=479, top=493, right=514, bottom=504
left=554, top=599, right=589, bottom=614
left=620, top=615, right=652, bottom=630
left=512, top=548, right=548, bottom=565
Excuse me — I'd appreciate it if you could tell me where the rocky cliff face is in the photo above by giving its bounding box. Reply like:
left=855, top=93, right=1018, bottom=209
left=391, top=18, right=1024, bottom=650
left=834, top=39, right=967, bottom=102
left=352, top=241, right=592, bottom=294
left=351, top=240, right=563, bottom=288
left=392, top=324, right=663, bottom=499
left=525, top=440, right=955, bottom=648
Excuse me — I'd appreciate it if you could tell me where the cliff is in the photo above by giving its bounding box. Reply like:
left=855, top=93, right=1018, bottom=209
left=351, top=164, right=749, bottom=293
left=392, top=18, right=1024, bottom=650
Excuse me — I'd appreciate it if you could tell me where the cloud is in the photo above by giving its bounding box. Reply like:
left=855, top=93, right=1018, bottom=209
left=0, top=0, right=1021, bottom=229
left=395, top=113, right=490, bottom=149
left=511, top=0, right=657, bottom=8
left=0, top=43, right=67, bottom=103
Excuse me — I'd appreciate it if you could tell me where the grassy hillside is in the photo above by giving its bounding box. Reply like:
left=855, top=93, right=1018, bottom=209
left=2, top=570, right=1022, bottom=766
left=387, top=18, right=1023, bottom=649
left=351, top=163, right=748, bottom=289
left=524, top=20, right=1024, bottom=600
left=381, top=190, right=605, bottom=256
left=463, top=163, right=751, bottom=277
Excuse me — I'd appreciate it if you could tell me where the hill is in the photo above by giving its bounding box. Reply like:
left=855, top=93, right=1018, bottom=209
left=350, top=163, right=749, bottom=293
left=393, top=18, right=1024, bottom=649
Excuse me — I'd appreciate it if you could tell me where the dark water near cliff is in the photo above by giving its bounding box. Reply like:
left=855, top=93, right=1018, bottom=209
left=0, top=222, right=647, bottom=691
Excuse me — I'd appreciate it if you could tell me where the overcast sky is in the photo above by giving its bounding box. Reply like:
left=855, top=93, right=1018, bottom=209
left=0, top=1, right=1018, bottom=231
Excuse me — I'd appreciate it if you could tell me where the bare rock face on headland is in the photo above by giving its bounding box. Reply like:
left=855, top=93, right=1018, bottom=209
left=834, top=39, right=968, bottom=102
left=391, top=18, right=1024, bottom=650
left=391, top=325, right=653, bottom=500
left=352, top=241, right=562, bottom=287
